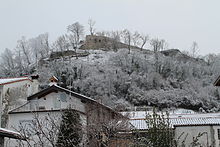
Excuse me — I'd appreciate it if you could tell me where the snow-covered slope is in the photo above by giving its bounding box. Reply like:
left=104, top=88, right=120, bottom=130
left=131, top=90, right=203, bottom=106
left=26, top=49, right=220, bottom=112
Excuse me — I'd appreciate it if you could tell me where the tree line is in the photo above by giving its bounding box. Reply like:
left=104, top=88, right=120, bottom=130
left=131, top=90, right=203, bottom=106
left=0, top=19, right=201, bottom=77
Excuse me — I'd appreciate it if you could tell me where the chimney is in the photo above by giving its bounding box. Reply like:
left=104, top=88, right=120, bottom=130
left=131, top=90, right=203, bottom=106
left=31, top=75, right=39, bottom=80
left=49, top=76, right=58, bottom=86
left=28, top=75, right=39, bottom=95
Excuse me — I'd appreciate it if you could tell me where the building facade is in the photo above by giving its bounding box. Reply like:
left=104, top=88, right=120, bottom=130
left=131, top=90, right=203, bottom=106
left=0, top=76, right=39, bottom=128
left=124, top=110, right=220, bottom=147
left=6, top=84, right=124, bottom=147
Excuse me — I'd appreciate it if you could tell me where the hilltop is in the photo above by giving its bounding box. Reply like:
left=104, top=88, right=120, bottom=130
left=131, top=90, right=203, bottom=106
left=1, top=20, right=220, bottom=112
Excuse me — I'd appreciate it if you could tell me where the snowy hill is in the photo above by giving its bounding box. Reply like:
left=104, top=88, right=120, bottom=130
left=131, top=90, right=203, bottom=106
left=35, top=48, right=220, bottom=112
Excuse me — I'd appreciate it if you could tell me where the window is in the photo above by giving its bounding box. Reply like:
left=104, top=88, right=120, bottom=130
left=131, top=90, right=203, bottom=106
left=60, top=93, right=67, bottom=102
left=218, top=129, right=220, bottom=140
left=38, top=106, right=46, bottom=110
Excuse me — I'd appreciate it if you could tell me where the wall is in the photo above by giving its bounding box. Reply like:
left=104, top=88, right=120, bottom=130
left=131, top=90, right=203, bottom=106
left=85, top=102, right=122, bottom=147
left=212, top=126, right=220, bottom=146
left=6, top=91, right=88, bottom=146
left=0, top=86, right=3, bottom=127
left=1, top=80, right=34, bottom=128
left=174, top=125, right=218, bottom=146
left=7, top=89, right=121, bottom=147
left=7, top=111, right=61, bottom=147
left=80, top=35, right=140, bottom=50
left=7, top=111, right=87, bottom=147
left=15, top=91, right=86, bottom=113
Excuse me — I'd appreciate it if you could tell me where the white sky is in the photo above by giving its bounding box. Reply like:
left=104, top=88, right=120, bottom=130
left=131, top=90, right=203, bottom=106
left=0, top=0, right=220, bottom=55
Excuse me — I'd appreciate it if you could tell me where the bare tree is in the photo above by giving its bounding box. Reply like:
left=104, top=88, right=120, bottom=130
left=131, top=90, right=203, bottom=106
left=139, top=34, right=149, bottom=51
left=191, top=41, right=199, bottom=58
left=87, top=114, right=129, bottom=147
left=0, top=48, right=15, bottom=76
left=88, top=19, right=96, bottom=36
left=17, top=36, right=31, bottom=65
left=67, top=22, right=84, bottom=50
left=204, top=53, right=217, bottom=65
left=159, top=39, right=168, bottom=51
left=150, top=38, right=165, bottom=53
left=53, top=35, right=69, bottom=52
left=122, top=29, right=132, bottom=54
left=14, top=112, right=62, bottom=147
left=150, top=38, right=163, bottom=72
left=132, top=31, right=141, bottom=47
left=110, top=30, right=121, bottom=51
left=15, top=47, right=26, bottom=75
left=38, top=33, right=50, bottom=57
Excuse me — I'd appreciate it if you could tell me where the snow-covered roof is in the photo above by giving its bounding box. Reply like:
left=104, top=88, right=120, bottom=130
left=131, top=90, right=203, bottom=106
left=121, top=109, right=196, bottom=120
left=130, top=117, right=220, bottom=130
left=122, top=111, right=220, bottom=130
left=121, top=111, right=148, bottom=119
left=169, top=108, right=196, bottom=115
left=0, top=128, right=25, bottom=140
left=0, top=77, right=30, bottom=85
left=170, top=117, right=220, bottom=126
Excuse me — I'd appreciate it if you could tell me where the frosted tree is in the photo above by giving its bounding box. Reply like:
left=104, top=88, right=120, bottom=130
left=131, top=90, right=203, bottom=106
left=67, top=22, right=84, bottom=50
left=134, top=109, right=175, bottom=147
left=190, top=41, right=199, bottom=58
left=17, top=36, right=31, bottom=65
left=139, top=34, right=149, bottom=51
left=88, top=19, right=96, bottom=36
left=121, top=29, right=132, bottom=54
left=110, top=30, right=121, bottom=51
left=52, top=35, right=69, bottom=52
left=0, top=48, right=15, bottom=76
left=132, top=31, right=141, bottom=47
left=150, top=38, right=162, bottom=72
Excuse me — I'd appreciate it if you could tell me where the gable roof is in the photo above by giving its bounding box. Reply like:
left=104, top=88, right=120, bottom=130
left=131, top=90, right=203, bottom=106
left=27, top=85, right=96, bottom=102
left=0, top=127, right=26, bottom=140
left=27, top=85, right=120, bottom=116
left=0, top=77, right=31, bottom=86
left=214, top=75, right=220, bottom=86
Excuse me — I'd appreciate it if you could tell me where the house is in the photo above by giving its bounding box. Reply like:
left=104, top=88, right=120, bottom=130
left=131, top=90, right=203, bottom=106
left=0, top=76, right=39, bottom=128
left=6, top=77, right=125, bottom=147
left=0, top=127, right=25, bottom=147
left=123, top=111, right=220, bottom=147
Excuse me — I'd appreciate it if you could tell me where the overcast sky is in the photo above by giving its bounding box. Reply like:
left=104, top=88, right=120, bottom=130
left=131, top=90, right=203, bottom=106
left=0, top=0, right=220, bottom=55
